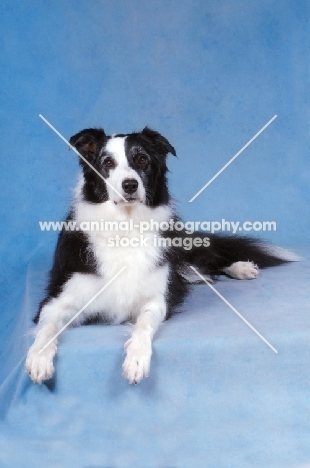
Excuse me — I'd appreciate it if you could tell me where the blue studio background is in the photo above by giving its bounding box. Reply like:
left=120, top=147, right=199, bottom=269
left=0, top=1, right=310, bottom=467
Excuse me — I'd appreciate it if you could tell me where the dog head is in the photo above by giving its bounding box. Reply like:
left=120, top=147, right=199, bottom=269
left=69, top=127, right=176, bottom=207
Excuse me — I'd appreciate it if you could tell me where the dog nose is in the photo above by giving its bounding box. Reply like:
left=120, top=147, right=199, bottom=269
left=122, top=178, right=138, bottom=194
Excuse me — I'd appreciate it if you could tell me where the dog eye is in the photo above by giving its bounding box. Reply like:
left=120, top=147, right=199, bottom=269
left=137, top=155, right=147, bottom=165
left=104, top=158, right=114, bottom=168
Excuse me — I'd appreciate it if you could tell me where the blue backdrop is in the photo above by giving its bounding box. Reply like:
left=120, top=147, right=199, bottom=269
left=0, top=1, right=309, bottom=466
left=1, top=0, right=309, bottom=258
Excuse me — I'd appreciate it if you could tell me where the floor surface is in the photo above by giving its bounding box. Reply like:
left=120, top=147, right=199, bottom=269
left=0, top=246, right=309, bottom=468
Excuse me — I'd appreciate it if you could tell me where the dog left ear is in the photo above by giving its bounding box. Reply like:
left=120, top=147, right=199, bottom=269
left=69, top=128, right=106, bottom=160
left=141, top=127, right=176, bottom=157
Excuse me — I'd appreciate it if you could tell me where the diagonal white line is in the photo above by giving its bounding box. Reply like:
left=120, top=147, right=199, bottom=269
left=189, top=115, right=277, bottom=202
left=39, top=114, right=127, bottom=202
left=38, top=266, right=127, bottom=354
left=189, top=266, right=278, bottom=353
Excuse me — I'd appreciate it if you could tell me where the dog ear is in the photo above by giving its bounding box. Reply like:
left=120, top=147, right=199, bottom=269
left=69, top=128, right=106, bottom=160
left=141, top=127, right=176, bottom=157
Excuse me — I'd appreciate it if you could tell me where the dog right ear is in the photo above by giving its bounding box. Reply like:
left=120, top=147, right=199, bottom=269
left=69, top=128, right=106, bottom=160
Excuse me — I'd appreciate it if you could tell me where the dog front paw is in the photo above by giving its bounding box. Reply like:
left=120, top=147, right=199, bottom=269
left=122, top=337, right=152, bottom=384
left=26, top=344, right=57, bottom=384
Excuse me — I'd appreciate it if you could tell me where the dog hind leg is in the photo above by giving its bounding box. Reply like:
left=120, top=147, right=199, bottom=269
left=222, top=261, right=259, bottom=279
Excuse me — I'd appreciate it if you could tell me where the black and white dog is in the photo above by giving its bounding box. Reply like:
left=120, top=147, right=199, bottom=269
left=26, top=127, right=296, bottom=385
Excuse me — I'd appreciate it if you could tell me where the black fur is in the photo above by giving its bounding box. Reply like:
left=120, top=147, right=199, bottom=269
left=34, top=214, right=97, bottom=323
left=183, top=233, right=289, bottom=277
left=35, top=127, right=294, bottom=325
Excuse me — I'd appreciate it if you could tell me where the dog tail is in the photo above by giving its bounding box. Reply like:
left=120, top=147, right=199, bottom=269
left=181, top=233, right=301, bottom=278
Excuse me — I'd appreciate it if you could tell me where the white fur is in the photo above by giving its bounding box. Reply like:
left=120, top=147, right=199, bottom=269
left=27, top=135, right=297, bottom=385
left=26, top=189, right=173, bottom=384
left=26, top=325, right=57, bottom=384
left=104, top=137, right=145, bottom=204
left=223, top=261, right=259, bottom=280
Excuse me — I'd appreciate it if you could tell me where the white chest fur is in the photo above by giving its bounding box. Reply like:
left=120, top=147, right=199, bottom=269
left=72, top=200, right=172, bottom=322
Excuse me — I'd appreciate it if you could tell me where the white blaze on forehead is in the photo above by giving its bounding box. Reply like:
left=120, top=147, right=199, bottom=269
left=105, top=136, right=128, bottom=169
left=103, top=135, right=145, bottom=203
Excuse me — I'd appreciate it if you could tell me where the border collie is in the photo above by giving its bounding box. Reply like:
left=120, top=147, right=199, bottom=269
left=26, top=126, right=297, bottom=385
